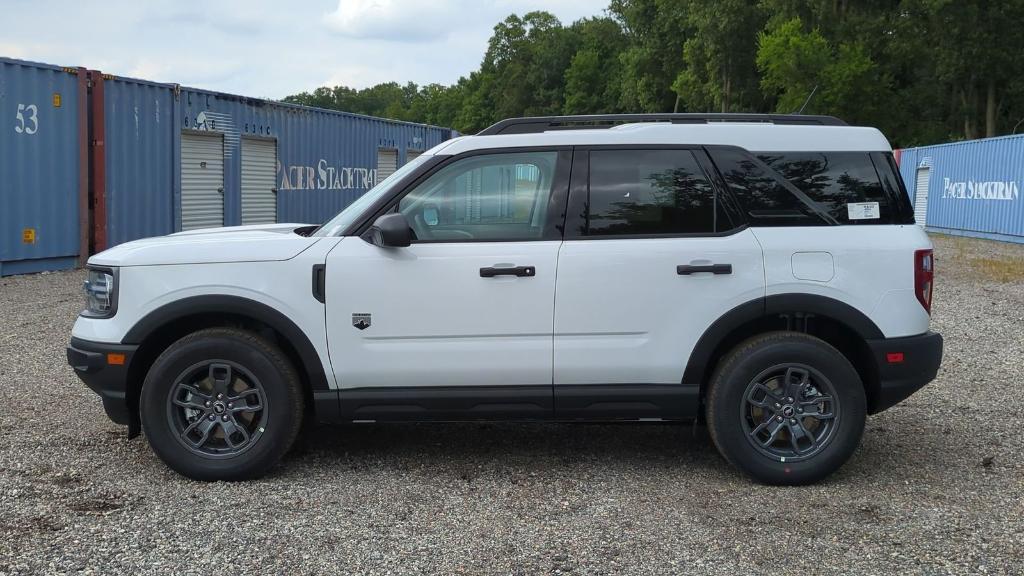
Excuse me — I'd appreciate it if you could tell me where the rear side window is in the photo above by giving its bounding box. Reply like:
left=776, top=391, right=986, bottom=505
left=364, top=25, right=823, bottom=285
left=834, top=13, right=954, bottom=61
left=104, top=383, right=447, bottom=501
left=757, top=152, right=897, bottom=224
left=707, top=148, right=826, bottom=227
left=583, top=149, right=728, bottom=236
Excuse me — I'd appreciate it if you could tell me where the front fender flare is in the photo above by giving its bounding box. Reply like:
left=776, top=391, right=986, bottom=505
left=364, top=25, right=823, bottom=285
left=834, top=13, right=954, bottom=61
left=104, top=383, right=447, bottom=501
left=122, top=294, right=330, bottom=391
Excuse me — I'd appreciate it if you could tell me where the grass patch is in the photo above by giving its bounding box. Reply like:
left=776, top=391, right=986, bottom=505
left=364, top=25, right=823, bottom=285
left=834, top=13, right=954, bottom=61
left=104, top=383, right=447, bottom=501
left=968, top=256, right=1024, bottom=283
left=930, top=233, right=1024, bottom=282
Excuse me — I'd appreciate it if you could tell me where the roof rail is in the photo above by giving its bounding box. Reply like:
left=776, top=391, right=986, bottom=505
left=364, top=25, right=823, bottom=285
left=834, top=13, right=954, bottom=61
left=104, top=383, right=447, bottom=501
left=478, top=113, right=848, bottom=135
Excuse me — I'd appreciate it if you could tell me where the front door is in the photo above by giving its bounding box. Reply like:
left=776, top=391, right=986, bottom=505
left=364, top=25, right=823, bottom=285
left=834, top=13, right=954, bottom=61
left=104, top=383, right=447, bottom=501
left=325, top=149, right=571, bottom=419
left=552, top=147, right=765, bottom=419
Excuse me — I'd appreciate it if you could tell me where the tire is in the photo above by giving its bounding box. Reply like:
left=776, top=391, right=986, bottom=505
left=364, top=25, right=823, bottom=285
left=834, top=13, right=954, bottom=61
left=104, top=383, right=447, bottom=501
left=140, top=328, right=304, bottom=481
left=705, top=331, right=866, bottom=485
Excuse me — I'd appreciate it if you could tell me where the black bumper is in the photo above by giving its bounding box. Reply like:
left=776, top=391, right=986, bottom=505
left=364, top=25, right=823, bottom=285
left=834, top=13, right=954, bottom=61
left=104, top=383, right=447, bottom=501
left=67, top=337, right=138, bottom=427
left=866, top=331, right=943, bottom=413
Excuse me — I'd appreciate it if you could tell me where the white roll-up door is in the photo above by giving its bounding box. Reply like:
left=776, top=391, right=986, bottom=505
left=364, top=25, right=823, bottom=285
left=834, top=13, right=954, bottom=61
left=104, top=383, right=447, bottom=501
left=377, top=148, right=398, bottom=184
left=241, top=138, right=278, bottom=225
left=406, top=149, right=423, bottom=164
left=180, top=132, right=225, bottom=231
left=914, top=167, right=930, bottom=227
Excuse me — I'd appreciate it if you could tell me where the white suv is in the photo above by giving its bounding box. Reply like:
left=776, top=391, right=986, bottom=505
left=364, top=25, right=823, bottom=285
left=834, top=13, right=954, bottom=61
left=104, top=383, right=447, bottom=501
left=68, top=114, right=943, bottom=485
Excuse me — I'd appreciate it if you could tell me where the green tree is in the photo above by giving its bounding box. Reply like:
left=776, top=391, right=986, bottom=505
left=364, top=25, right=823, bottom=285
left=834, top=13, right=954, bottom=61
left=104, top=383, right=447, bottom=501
left=283, top=0, right=1024, bottom=146
left=673, top=0, right=766, bottom=113
left=563, top=18, right=628, bottom=114
left=756, top=18, right=830, bottom=113
left=609, top=0, right=690, bottom=112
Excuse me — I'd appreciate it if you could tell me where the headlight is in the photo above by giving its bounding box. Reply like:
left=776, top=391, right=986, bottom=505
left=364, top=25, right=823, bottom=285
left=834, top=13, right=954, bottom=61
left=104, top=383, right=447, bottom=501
left=82, top=267, right=118, bottom=318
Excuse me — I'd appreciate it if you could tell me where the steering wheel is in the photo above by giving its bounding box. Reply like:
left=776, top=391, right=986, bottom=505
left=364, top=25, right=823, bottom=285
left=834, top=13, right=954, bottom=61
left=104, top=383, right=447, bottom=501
left=407, top=211, right=474, bottom=241
left=443, top=229, right=474, bottom=240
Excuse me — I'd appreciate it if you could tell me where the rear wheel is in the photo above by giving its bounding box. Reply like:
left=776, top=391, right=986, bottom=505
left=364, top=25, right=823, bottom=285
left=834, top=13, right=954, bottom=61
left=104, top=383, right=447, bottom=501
left=706, top=331, right=866, bottom=485
left=140, top=328, right=304, bottom=481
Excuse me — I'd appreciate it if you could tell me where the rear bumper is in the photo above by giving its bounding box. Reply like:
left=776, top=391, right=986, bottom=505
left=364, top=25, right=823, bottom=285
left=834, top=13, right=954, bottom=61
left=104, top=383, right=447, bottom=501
left=866, top=331, right=943, bottom=413
left=67, top=337, right=138, bottom=426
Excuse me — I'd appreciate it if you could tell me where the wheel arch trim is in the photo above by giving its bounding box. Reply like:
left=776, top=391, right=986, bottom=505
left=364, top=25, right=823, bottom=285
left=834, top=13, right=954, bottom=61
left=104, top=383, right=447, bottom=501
left=682, top=293, right=884, bottom=386
left=122, top=295, right=331, bottom=391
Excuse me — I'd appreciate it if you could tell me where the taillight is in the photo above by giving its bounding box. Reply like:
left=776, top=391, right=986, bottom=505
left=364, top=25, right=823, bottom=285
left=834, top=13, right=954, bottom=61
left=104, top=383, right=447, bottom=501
left=914, top=249, right=934, bottom=314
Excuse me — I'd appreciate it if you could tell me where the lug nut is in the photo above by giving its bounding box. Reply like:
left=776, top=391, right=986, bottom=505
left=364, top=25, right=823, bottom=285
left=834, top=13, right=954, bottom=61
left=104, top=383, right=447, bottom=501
left=790, top=418, right=797, bottom=424
left=776, top=416, right=784, bottom=422
left=774, top=402, right=781, bottom=408
left=227, top=403, right=233, bottom=409
left=221, top=415, right=229, bottom=422
left=785, top=397, right=793, bottom=403
left=205, top=401, right=211, bottom=407
left=208, top=414, right=215, bottom=421
left=217, top=394, right=224, bottom=399
left=797, top=407, right=803, bottom=413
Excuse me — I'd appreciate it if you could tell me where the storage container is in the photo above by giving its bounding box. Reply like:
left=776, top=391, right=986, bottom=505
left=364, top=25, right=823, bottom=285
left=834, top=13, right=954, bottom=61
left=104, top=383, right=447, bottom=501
left=0, top=57, right=87, bottom=275
left=897, top=135, right=1024, bottom=244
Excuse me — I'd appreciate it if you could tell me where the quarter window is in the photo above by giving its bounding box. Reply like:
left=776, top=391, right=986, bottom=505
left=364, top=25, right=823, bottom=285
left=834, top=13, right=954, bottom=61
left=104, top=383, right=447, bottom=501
left=584, top=149, right=726, bottom=235
left=707, top=148, right=825, bottom=227
left=398, top=151, right=557, bottom=241
left=757, top=152, right=893, bottom=224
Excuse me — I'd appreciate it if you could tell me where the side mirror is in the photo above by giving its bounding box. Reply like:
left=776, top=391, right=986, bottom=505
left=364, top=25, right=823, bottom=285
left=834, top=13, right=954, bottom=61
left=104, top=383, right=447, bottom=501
left=366, top=213, right=413, bottom=248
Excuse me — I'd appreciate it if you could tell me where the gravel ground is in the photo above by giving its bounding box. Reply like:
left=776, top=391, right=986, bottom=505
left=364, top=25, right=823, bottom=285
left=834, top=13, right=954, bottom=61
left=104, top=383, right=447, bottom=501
left=1, top=233, right=1022, bottom=575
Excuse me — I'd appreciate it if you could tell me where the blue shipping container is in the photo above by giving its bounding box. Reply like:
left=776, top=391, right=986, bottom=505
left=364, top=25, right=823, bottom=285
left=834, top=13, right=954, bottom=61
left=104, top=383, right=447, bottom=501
left=898, top=135, right=1024, bottom=244
left=99, top=75, right=454, bottom=248
left=0, top=57, right=84, bottom=276
left=100, top=75, right=177, bottom=249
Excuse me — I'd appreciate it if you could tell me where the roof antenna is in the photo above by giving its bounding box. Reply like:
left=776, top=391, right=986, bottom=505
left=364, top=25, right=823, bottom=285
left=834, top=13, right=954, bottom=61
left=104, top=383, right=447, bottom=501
left=794, top=85, right=818, bottom=115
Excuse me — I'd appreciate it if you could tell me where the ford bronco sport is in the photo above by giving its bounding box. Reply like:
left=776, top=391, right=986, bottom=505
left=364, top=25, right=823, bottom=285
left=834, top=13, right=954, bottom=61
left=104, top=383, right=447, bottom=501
left=68, top=114, right=943, bottom=485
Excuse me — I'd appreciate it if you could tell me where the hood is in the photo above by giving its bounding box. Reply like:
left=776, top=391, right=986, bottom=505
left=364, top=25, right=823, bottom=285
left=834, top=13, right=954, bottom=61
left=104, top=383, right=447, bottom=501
left=89, top=223, right=321, bottom=267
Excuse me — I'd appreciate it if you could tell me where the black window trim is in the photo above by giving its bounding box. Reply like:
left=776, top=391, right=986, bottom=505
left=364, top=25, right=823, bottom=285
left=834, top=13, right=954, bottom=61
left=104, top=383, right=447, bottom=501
left=563, top=144, right=747, bottom=241
left=348, top=146, right=574, bottom=243
left=871, top=151, right=916, bottom=224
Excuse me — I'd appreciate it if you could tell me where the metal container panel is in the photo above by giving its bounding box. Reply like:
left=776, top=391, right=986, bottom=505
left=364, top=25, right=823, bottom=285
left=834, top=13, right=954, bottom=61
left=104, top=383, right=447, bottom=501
left=176, top=88, right=453, bottom=227
left=898, top=135, right=1024, bottom=244
left=0, top=58, right=83, bottom=275
left=99, top=77, right=454, bottom=247
left=101, top=75, right=176, bottom=247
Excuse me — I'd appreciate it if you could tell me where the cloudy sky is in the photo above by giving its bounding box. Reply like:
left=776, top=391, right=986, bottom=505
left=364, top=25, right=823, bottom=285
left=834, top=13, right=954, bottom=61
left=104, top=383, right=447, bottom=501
left=1, top=0, right=607, bottom=99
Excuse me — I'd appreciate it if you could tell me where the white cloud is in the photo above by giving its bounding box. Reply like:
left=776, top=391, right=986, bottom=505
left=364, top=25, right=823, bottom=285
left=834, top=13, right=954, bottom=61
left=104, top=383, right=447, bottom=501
left=1, top=0, right=609, bottom=98
left=0, top=43, right=27, bottom=59
left=323, top=0, right=456, bottom=42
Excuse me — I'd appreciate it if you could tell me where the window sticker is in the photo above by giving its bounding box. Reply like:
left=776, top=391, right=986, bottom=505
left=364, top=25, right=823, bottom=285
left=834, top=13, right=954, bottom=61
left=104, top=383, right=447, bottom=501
left=847, top=202, right=880, bottom=220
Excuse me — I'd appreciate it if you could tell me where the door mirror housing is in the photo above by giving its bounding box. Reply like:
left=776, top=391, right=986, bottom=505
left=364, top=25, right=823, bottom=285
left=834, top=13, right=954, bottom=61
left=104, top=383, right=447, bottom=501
left=366, top=213, right=413, bottom=248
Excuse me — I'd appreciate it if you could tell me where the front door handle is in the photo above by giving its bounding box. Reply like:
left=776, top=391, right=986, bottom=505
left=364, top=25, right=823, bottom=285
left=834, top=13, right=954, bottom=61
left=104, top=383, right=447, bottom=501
left=480, top=265, right=536, bottom=278
left=677, top=263, right=732, bottom=275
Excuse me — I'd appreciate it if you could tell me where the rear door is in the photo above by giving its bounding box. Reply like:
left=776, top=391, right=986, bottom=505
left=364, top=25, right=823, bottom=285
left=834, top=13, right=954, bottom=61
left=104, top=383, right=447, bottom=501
left=552, top=147, right=765, bottom=419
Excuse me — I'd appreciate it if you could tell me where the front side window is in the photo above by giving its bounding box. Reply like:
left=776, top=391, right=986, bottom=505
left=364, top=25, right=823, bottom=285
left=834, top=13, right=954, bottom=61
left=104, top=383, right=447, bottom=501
left=314, top=155, right=431, bottom=237
left=398, top=151, right=558, bottom=241
left=583, top=149, right=726, bottom=236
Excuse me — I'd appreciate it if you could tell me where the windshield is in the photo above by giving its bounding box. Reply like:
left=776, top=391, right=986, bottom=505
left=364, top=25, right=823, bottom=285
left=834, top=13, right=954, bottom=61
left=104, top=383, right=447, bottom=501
left=313, top=155, right=431, bottom=237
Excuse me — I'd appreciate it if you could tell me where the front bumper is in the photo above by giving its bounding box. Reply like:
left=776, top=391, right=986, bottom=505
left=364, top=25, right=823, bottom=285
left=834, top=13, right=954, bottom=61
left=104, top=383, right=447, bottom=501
left=67, top=337, right=138, bottom=427
left=866, top=331, right=943, bottom=413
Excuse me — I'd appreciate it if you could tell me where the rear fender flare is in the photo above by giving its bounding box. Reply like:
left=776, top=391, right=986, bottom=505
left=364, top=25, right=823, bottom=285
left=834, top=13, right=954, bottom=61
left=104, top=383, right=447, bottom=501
left=682, top=294, right=883, bottom=386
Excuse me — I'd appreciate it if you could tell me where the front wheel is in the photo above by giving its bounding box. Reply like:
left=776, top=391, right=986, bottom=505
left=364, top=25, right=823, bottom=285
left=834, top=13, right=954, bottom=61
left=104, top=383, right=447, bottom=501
left=705, top=332, right=866, bottom=485
left=140, top=328, right=304, bottom=481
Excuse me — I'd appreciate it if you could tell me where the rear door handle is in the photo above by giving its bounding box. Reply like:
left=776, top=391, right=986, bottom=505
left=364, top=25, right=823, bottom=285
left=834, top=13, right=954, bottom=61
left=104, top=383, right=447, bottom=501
left=676, top=264, right=732, bottom=275
left=480, top=265, right=536, bottom=278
